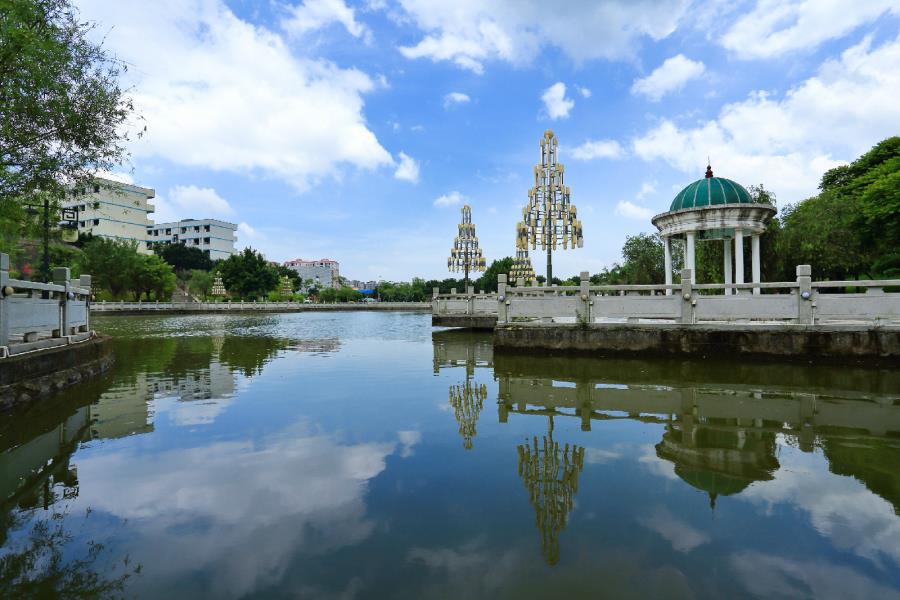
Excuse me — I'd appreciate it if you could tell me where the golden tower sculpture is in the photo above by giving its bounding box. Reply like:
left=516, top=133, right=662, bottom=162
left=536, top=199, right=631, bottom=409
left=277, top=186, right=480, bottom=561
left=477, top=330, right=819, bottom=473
left=517, top=420, right=585, bottom=565
left=516, top=130, right=583, bottom=282
left=279, top=275, right=293, bottom=297
left=448, top=204, right=487, bottom=288
left=211, top=273, right=227, bottom=297
left=509, top=248, right=536, bottom=285
left=448, top=379, right=487, bottom=450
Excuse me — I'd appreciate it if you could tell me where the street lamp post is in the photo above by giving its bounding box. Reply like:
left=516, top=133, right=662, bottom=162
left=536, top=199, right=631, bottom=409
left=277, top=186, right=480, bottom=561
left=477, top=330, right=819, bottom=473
left=448, top=204, right=486, bottom=289
left=516, top=130, right=583, bottom=283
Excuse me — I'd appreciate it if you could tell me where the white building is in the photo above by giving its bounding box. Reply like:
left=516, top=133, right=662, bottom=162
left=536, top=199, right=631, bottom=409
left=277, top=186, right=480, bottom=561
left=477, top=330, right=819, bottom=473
left=62, top=178, right=155, bottom=253
left=147, top=219, right=237, bottom=261
left=284, top=258, right=340, bottom=289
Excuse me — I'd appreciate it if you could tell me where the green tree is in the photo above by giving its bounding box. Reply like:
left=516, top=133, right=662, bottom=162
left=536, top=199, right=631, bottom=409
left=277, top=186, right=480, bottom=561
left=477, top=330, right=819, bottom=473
left=475, top=257, right=514, bottom=292
left=187, top=269, right=214, bottom=299
left=156, top=243, right=213, bottom=273
left=132, top=253, right=176, bottom=300
left=78, top=237, right=141, bottom=298
left=620, top=233, right=665, bottom=284
left=218, top=248, right=279, bottom=300
left=1, top=0, right=136, bottom=202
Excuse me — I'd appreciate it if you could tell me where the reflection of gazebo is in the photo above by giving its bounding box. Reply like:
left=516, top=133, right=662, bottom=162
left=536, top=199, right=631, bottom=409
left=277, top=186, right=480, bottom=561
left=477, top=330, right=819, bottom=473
left=656, top=420, right=779, bottom=509
left=652, top=165, right=775, bottom=294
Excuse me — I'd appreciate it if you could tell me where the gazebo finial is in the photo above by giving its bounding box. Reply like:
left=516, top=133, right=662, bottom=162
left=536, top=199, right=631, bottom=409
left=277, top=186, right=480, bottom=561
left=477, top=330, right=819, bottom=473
left=705, top=158, right=713, bottom=179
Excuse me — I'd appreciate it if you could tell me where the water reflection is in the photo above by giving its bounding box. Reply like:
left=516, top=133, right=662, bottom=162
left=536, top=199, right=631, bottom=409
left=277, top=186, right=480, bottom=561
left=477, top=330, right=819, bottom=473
left=434, top=331, right=493, bottom=450
left=494, top=352, right=900, bottom=566
left=517, top=417, right=585, bottom=565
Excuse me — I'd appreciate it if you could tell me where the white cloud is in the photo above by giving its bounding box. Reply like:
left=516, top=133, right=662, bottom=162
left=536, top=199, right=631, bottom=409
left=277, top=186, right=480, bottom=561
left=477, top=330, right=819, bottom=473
left=638, top=506, right=710, bottom=553
left=395, top=0, right=692, bottom=73
left=77, top=0, right=392, bottom=191
left=76, top=425, right=402, bottom=597
left=721, top=0, right=899, bottom=60
left=281, top=0, right=371, bottom=41
left=433, top=191, right=465, bottom=207
left=576, top=85, right=592, bottom=98
left=631, top=54, right=705, bottom=101
left=636, top=181, right=656, bottom=200
left=731, top=552, right=898, bottom=599
left=443, top=92, right=471, bottom=108
left=152, top=185, right=234, bottom=223
left=570, top=139, right=624, bottom=161
left=237, top=221, right=259, bottom=239
left=632, top=35, right=900, bottom=203
left=614, top=200, right=653, bottom=220
left=394, top=152, right=420, bottom=183
left=583, top=448, right=622, bottom=464
left=541, top=82, right=574, bottom=120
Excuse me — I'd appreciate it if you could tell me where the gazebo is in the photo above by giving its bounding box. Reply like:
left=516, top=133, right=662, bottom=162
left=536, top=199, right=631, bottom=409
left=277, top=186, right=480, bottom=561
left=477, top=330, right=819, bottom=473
left=651, top=165, right=775, bottom=295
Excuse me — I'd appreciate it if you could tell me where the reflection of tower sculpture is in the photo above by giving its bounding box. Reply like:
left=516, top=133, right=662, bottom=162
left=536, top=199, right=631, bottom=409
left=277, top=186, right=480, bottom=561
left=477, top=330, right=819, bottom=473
left=211, top=273, right=226, bottom=297
left=448, top=380, right=487, bottom=450
left=517, top=422, right=585, bottom=565
left=279, top=275, right=293, bottom=297
left=447, top=204, right=486, bottom=289
left=516, top=130, right=583, bottom=282
left=509, top=248, right=536, bottom=285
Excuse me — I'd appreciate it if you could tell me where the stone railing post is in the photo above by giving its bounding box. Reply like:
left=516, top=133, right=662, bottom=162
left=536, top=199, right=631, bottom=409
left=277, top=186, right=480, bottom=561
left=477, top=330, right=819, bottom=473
left=432, top=287, right=439, bottom=300
left=796, top=265, right=813, bottom=325
left=53, top=267, right=71, bottom=338
left=680, top=268, right=694, bottom=324
left=577, top=271, right=590, bottom=323
left=0, top=253, right=9, bottom=348
left=79, top=275, right=91, bottom=332
left=516, top=277, right=525, bottom=288
left=498, top=274, right=508, bottom=324
left=467, top=285, right=474, bottom=315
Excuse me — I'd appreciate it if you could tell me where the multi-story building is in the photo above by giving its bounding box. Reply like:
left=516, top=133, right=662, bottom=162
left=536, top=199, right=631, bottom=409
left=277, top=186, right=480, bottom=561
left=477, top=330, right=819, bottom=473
left=146, top=218, right=237, bottom=261
left=62, top=178, right=155, bottom=253
left=284, top=258, right=340, bottom=289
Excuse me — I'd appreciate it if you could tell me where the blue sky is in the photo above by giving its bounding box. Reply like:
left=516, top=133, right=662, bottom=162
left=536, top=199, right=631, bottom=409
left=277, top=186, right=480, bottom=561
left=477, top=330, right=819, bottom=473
left=76, top=0, right=900, bottom=281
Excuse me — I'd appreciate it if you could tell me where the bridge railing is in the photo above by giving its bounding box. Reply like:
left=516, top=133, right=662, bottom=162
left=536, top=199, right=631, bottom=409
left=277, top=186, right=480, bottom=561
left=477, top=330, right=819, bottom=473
left=490, top=265, right=900, bottom=325
left=0, top=254, right=92, bottom=357
left=431, top=286, right=498, bottom=316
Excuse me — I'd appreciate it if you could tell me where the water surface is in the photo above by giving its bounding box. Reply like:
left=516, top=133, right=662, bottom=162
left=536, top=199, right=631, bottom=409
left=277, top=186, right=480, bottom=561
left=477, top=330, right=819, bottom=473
left=1, top=312, right=898, bottom=598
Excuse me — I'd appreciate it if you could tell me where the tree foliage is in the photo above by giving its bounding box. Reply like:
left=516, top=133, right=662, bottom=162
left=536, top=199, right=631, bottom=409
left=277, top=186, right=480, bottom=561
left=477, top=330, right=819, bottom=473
left=1, top=0, right=136, bottom=201
left=156, top=243, right=213, bottom=273
left=77, top=237, right=175, bottom=300
left=475, top=257, right=514, bottom=292
left=218, top=248, right=279, bottom=300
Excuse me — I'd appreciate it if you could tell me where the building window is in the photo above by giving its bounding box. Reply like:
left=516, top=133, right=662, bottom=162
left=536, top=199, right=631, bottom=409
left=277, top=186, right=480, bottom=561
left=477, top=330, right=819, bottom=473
left=204, top=225, right=210, bottom=232
left=204, top=250, right=210, bottom=256
left=166, top=228, right=171, bottom=235
left=93, top=219, right=99, bottom=226
left=93, top=184, right=100, bottom=193
left=203, top=237, right=210, bottom=244
left=181, top=227, right=186, bottom=233
left=194, top=226, right=200, bottom=232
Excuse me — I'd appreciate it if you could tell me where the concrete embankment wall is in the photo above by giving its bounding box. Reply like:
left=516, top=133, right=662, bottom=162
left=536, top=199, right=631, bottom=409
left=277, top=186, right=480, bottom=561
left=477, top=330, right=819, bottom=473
left=432, top=315, right=497, bottom=329
left=493, top=323, right=900, bottom=362
left=0, top=335, right=114, bottom=410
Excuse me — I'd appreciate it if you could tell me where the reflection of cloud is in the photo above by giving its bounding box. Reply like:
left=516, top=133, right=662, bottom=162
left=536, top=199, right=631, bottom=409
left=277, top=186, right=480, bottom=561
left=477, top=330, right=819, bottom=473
left=76, top=424, right=398, bottom=597
left=638, top=506, right=709, bottom=553
left=408, top=537, right=523, bottom=597
left=637, top=443, right=678, bottom=480
left=741, top=454, right=900, bottom=566
left=583, top=448, right=623, bottom=464
left=730, top=551, right=899, bottom=600
left=397, top=430, right=422, bottom=458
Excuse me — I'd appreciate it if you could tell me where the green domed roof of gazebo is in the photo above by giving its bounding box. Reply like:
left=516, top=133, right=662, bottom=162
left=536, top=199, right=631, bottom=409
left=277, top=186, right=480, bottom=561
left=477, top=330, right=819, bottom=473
left=669, top=166, right=753, bottom=211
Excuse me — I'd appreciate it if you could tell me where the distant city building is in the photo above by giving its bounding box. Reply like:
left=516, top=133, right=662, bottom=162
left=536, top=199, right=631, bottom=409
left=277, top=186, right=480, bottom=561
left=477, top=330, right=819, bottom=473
left=63, top=178, right=155, bottom=254
left=147, top=218, right=237, bottom=261
left=284, top=258, right=340, bottom=289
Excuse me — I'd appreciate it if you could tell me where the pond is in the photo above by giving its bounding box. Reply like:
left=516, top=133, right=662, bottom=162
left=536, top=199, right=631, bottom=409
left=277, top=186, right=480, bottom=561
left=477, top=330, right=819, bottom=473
left=1, top=312, right=898, bottom=598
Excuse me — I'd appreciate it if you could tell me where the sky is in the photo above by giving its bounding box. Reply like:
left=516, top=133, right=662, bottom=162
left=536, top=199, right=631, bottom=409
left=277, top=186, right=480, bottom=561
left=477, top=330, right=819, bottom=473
left=75, top=0, right=900, bottom=281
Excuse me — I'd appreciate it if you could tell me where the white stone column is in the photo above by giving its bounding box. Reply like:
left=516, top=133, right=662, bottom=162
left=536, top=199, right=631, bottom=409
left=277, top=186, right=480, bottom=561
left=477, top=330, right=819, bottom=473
left=663, top=236, right=672, bottom=296
left=751, top=234, right=761, bottom=295
left=686, top=231, right=696, bottom=277
left=723, top=238, right=733, bottom=296
left=734, top=228, right=744, bottom=293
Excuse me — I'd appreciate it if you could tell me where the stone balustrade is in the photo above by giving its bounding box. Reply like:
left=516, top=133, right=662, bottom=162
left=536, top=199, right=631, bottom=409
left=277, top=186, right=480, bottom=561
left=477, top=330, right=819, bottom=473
left=0, top=253, right=92, bottom=357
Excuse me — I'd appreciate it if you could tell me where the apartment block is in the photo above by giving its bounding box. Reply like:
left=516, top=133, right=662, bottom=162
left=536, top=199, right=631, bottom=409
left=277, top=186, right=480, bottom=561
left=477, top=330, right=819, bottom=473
left=147, top=219, right=237, bottom=261
left=284, top=258, right=340, bottom=289
left=62, top=178, right=155, bottom=253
